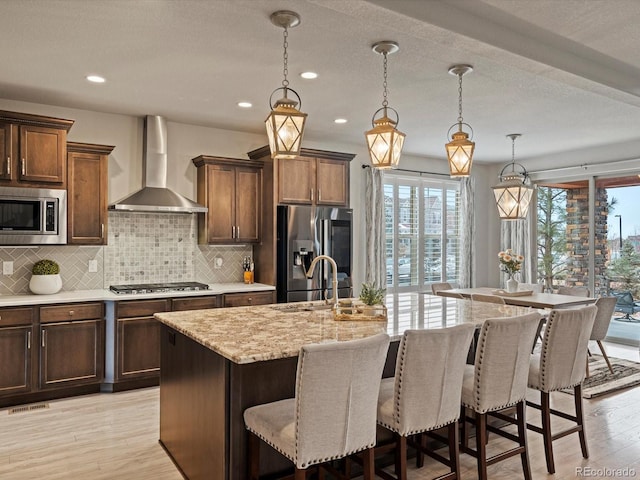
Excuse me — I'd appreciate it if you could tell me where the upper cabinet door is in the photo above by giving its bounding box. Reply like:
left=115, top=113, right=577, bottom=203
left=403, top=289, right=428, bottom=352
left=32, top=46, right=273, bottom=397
left=235, top=167, right=262, bottom=243
left=0, top=123, right=13, bottom=181
left=278, top=157, right=314, bottom=204
left=19, top=125, right=66, bottom=184
left=67, top=143, right=113, bottom=245
left=316, top=158, right=349, bottom=206
left=205, top=164, right=236, bottom=243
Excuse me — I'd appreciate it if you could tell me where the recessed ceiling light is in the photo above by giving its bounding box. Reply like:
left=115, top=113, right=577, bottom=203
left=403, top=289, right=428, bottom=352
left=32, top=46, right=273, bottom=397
left=300, top=72, right=318, bottom=79
left=334, top=118, right=348, bottom=124
left=86, top=75, right=106, bottom=83
left=237, top=102, right=253, bottom=108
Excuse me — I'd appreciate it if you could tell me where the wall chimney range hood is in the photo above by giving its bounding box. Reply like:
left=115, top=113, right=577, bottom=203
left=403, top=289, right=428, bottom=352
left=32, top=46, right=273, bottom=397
left=108, top=115, right=207, bottom=213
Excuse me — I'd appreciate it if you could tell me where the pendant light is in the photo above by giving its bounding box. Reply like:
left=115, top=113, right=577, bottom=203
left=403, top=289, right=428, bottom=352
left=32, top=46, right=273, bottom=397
left=445, top=65, right=475, bottom=177
left=265, top=10, right=307, bottom=159
left=492, top=134, right=534, bottom=220
left=365, top=41, right=405, bottom=169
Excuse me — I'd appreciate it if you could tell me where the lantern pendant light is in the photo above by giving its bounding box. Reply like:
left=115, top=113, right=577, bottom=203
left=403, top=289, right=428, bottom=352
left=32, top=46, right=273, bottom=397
left=365, top=41, right=405, bottom=169
left=265, top=10, right=307, bottom=159
left=445, top=64, right=475, bottom=177
left=492, top=134, right=534, bottom=220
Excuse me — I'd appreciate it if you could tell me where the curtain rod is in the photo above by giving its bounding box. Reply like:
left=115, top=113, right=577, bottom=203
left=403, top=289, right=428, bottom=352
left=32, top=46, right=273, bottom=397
left=361, top=164, right=452, bottom=178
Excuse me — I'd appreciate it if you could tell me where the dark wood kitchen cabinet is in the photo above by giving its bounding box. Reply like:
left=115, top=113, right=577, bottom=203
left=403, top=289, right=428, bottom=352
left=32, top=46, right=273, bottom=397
left=223, top=291, right=275, bottom=307
left=193, top=156, right=263, bottom=244
left=115, top=299, right=170, bottom=384
left=0, top=110, right=74, bottom=187
left=67, top=142, right=114, bottom=245
left=277, top=156, right=349, bottom=206
left=0, top=307, right=35, bottom=398
left=39, top=303, right=104, bottom=389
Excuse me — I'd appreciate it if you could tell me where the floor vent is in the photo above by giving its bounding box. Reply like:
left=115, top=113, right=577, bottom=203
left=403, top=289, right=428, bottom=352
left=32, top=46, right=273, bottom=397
left=8, top=403, right=50, bottom=415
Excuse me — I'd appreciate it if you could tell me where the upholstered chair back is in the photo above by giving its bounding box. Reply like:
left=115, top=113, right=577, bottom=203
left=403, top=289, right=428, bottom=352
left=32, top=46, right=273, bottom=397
left=518, top=282, right=543, bottom=293
left=591, top=297, right=618, bottom=341
left=558, top=286, right=590, bottom=297
left=431, top=282, right=453, bottom=294
left=294, top=333, right=390, bottom=468
left=470, top=293, right=505, bottom=304
left=534, top=305, right=597, bottom=392
left=468, top=313, right=541, bottom=414
left=388, top=325, right=474, bottom=436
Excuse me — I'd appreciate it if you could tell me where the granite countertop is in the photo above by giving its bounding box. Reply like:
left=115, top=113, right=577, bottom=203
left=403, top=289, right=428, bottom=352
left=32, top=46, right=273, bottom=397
left=0, top=283, right=275, bottom=307
left=154, top=297, right=536, bottom=365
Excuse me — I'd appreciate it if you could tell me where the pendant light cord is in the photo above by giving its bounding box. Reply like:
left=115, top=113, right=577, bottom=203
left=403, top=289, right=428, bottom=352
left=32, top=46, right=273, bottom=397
left=511, top=135, right=516, bottom=173
left=382, top=52, right=389, bottom=109
left=282, top=26, right=289, bottom=90
left=457, top=73, right=464, bottom=125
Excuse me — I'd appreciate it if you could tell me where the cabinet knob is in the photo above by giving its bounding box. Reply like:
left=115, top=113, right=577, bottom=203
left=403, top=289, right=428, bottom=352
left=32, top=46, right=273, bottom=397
left=248, top=297, right=252, bottom=303
left=69, top=310, right=75, bottom=316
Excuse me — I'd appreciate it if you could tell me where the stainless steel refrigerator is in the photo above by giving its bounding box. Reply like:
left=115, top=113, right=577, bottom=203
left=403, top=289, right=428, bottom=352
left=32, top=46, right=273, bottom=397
left=276, top=205, right=353, bottom=303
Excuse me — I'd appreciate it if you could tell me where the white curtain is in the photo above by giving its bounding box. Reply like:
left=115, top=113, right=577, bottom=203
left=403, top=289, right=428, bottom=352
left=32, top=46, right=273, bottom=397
left=459, top=177, right=475, bottom=287
left=500, top=216, right=533, bottom=283
left=364, top=166, right=386, bottom=289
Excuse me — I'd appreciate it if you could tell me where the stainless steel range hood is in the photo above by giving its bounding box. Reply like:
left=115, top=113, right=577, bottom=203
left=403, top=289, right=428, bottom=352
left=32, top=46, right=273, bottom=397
left=108, top=115, right=207, bottom=213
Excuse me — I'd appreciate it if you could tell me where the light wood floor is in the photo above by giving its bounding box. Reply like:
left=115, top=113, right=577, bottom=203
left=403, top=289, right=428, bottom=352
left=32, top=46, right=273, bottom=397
left=1, top=342, right=638, bottom=480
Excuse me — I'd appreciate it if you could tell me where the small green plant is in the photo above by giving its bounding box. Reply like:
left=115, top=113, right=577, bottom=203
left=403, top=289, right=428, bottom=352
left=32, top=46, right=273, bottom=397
left=359, top=282, right=386, bottom=306
left=32, top=259, right=60, bottom=275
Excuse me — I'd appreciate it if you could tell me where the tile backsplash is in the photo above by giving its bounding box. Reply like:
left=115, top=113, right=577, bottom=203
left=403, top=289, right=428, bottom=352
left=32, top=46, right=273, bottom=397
left=0, top=212, right=252, bottom=295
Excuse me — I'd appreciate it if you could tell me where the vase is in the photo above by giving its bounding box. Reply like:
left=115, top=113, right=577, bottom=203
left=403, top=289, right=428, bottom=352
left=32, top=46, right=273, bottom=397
left=29, top=274, right=63, bottom=295
left=506, top=275, right=518, bottom=293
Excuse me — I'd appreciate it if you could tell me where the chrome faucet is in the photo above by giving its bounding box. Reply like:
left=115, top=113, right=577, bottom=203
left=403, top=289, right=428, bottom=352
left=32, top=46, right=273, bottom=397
left=304, top=255, right=339, bottom=307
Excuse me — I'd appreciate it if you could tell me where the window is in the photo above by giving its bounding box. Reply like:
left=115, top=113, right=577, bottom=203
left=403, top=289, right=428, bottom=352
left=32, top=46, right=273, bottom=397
left=384, top=174, right=461, bottom=290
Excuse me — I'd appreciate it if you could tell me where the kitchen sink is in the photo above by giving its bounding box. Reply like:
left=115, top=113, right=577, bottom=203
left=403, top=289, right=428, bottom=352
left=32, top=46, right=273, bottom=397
left=269, top=303, right=334, bottom=313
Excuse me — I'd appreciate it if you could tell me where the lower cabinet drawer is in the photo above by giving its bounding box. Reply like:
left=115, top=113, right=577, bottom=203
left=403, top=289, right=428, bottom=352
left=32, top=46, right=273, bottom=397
left=223, top=291, right=275, bottom=307
left=40, top=303, right=103, bottom=323
left=172, top=295, right=220, bottom=311
left=0, top=307, right=35, bottom=327
left=117, top=299, right=170, bottom=318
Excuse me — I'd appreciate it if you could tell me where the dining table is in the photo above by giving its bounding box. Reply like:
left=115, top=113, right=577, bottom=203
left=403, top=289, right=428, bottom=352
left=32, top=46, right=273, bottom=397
left=435, top=286, right=597, bottom=309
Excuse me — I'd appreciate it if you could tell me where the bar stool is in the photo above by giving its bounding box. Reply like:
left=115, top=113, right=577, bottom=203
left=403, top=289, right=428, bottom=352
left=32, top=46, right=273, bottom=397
left=243, top=333, right=390, bottom=480
left=587, top=296, right=618, bottom=376
left=459, top=312, right=541, bottom=480
left=375, top=324, right=475, bottom=480
left=526, top=305, right=597, bottom=474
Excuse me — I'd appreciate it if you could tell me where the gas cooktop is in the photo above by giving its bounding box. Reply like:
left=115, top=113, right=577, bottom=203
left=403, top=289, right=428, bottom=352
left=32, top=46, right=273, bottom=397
left=109, top=281, right=210, bottom=295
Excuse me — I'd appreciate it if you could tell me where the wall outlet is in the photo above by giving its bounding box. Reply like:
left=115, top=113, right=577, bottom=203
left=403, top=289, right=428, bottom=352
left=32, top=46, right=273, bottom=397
left=214, top=256, right=223, bottom=269
left=3, top=261, right=13, bottom=275
left=88, top=260, right=98, bottom=273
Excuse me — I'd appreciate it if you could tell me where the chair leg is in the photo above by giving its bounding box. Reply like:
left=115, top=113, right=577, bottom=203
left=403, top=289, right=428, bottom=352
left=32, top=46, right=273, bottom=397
left=362, top=447, right=375, bottom=480
left=448, top=420, right=461, bottom=479
left=516, top=401, right=532, bottom=480
left=460, top=406, right=469, bottom=451
left=475, top=412, right=488, bottom=480
left=415, top=433, right=425, bottom=468
left=394, top=435, right=407, bottom=480
left=597, top=340, right=615, bottom=374
left=575, top=385, right=589, bottom=459
left=248, top=431, right=260, bottom=480
left=294, top=468, right=306, bottom=480
left=586, top=354, right=590, bottom=378
left=540, top=391, right=555, bottom=474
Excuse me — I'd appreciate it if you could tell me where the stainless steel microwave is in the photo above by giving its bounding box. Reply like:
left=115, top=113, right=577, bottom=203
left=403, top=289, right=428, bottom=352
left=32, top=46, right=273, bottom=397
left=0, top=187, right=67, bottom=245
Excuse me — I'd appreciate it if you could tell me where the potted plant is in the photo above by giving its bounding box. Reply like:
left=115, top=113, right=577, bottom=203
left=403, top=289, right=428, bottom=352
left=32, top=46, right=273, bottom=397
left=29, top=259, right=62, bottom=295
left=358, top=283, right=387, bottom=318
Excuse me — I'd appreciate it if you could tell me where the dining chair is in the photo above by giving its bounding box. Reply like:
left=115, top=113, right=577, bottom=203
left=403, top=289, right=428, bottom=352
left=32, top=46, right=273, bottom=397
left=470, top=293, right=505, bottom=305
left=526, top=305, right=597, bottom=474
left=557, top=285, right=590, bottom=297
left=375, top=324, right=475, bottom=480
left=459, top=312, right=541, bottom=480
left=587, top=296, right=618, bottom=377
left=518, top=283, right=543, bottom=293
left=431, top=282, right=453, bottom=295
left=243, top=333, right=390, bottom=480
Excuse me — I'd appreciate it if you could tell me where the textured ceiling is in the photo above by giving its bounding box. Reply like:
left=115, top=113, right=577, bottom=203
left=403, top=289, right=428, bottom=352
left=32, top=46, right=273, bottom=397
left=1, top=0, right=639, bottom=166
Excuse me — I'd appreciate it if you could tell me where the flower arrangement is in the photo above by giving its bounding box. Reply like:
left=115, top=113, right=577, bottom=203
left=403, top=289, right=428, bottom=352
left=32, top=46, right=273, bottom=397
left=498, top=249, right=523, bottom=276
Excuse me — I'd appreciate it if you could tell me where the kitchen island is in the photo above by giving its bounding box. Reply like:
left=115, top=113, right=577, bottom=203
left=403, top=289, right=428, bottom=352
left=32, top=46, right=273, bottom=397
left=155, top=295, right=533, bottom=480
